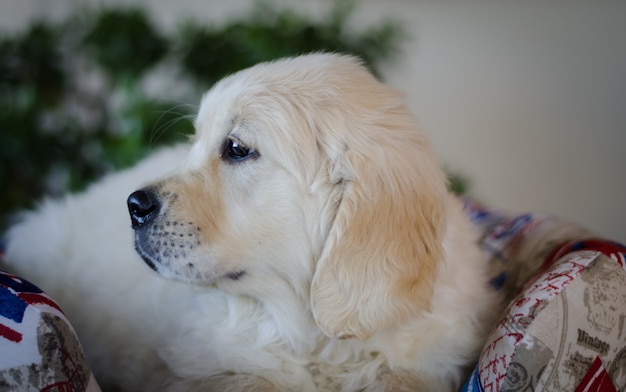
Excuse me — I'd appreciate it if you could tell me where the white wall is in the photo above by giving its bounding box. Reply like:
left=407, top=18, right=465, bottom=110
left=372, top=0, right=626, bottom=243
left=2, top=0, right=625, bottom=241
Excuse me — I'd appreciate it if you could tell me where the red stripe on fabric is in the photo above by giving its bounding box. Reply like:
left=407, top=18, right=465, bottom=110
left=543, top=238, right=626, bottom=272
left=574, top=356, right=617, bottom=392
left=17, top=292, right=65, bottom=314
left=0, top=323, right=23, bottom=343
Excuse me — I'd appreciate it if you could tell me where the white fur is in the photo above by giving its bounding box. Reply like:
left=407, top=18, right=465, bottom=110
left=4, top=54, right=500, bottom=391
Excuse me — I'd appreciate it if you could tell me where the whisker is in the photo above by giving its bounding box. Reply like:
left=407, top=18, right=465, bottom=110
left=149, top=115, right=192, bottom=147
left=148, top=102, right=197, bottom=147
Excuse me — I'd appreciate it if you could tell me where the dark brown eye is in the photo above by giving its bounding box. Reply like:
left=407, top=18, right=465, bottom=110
left=221, top=137, right=257, bottom=162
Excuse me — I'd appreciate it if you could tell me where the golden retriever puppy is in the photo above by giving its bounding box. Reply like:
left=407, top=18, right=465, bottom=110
left=4, top=54, right=500, bottom=391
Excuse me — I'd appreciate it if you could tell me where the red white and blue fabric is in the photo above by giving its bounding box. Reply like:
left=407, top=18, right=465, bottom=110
left=460, top=201, right=626, bottom=392
left=0, top=270, right=68, bottom=368
left=1, top=244, right=101, bottom=391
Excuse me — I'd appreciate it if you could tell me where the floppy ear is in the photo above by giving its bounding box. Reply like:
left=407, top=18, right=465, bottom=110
left=310, top=102, right=448, bottom=340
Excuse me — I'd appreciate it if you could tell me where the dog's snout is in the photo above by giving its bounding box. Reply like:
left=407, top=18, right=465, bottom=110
left=127, top=188, right=160, bottom=229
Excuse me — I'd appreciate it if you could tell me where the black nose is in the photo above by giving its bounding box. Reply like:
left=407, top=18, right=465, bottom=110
left=127, top=188, right=160, bottom=229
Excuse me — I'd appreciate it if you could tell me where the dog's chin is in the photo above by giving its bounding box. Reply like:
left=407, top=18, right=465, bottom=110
left=134, top=239, right=246, bottom=287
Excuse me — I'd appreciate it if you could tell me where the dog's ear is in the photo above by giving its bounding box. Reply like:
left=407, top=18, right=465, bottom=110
left=310, top=100, right=448, bottom=340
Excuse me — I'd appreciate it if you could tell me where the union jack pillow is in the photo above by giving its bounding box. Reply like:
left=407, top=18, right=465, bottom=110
left=0, top=258, right=101, bottom=391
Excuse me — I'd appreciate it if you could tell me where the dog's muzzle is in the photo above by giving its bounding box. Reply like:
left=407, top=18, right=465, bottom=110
left=127, top=188, right=160, bottom=229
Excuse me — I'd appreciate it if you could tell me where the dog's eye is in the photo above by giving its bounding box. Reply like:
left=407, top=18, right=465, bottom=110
left=221, top=137, right=257, bottom=162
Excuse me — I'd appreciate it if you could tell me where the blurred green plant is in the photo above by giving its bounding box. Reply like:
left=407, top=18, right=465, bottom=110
left=0, top=1, right=406, bottom=231
left=178, top=1, right=401, bottom=85
left=82, top=8, right=169, bottom=80
left=446, top=169, right=471, bottom=196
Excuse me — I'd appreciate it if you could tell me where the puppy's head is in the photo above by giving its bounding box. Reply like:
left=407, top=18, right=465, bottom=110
left=128, top=54, right=448, bottom=339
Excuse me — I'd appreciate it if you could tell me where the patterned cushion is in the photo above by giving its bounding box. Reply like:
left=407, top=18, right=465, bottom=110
left=462, top=198, right=626, bottom=392
left=0, top=268, right=101, bottom=392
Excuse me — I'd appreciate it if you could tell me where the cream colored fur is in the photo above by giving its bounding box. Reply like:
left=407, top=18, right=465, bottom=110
left=4, top=54, right=500, bottom=391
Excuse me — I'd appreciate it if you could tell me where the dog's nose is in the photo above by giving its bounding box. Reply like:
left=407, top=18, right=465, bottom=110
left=127, top=188, right=160, bottom=228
